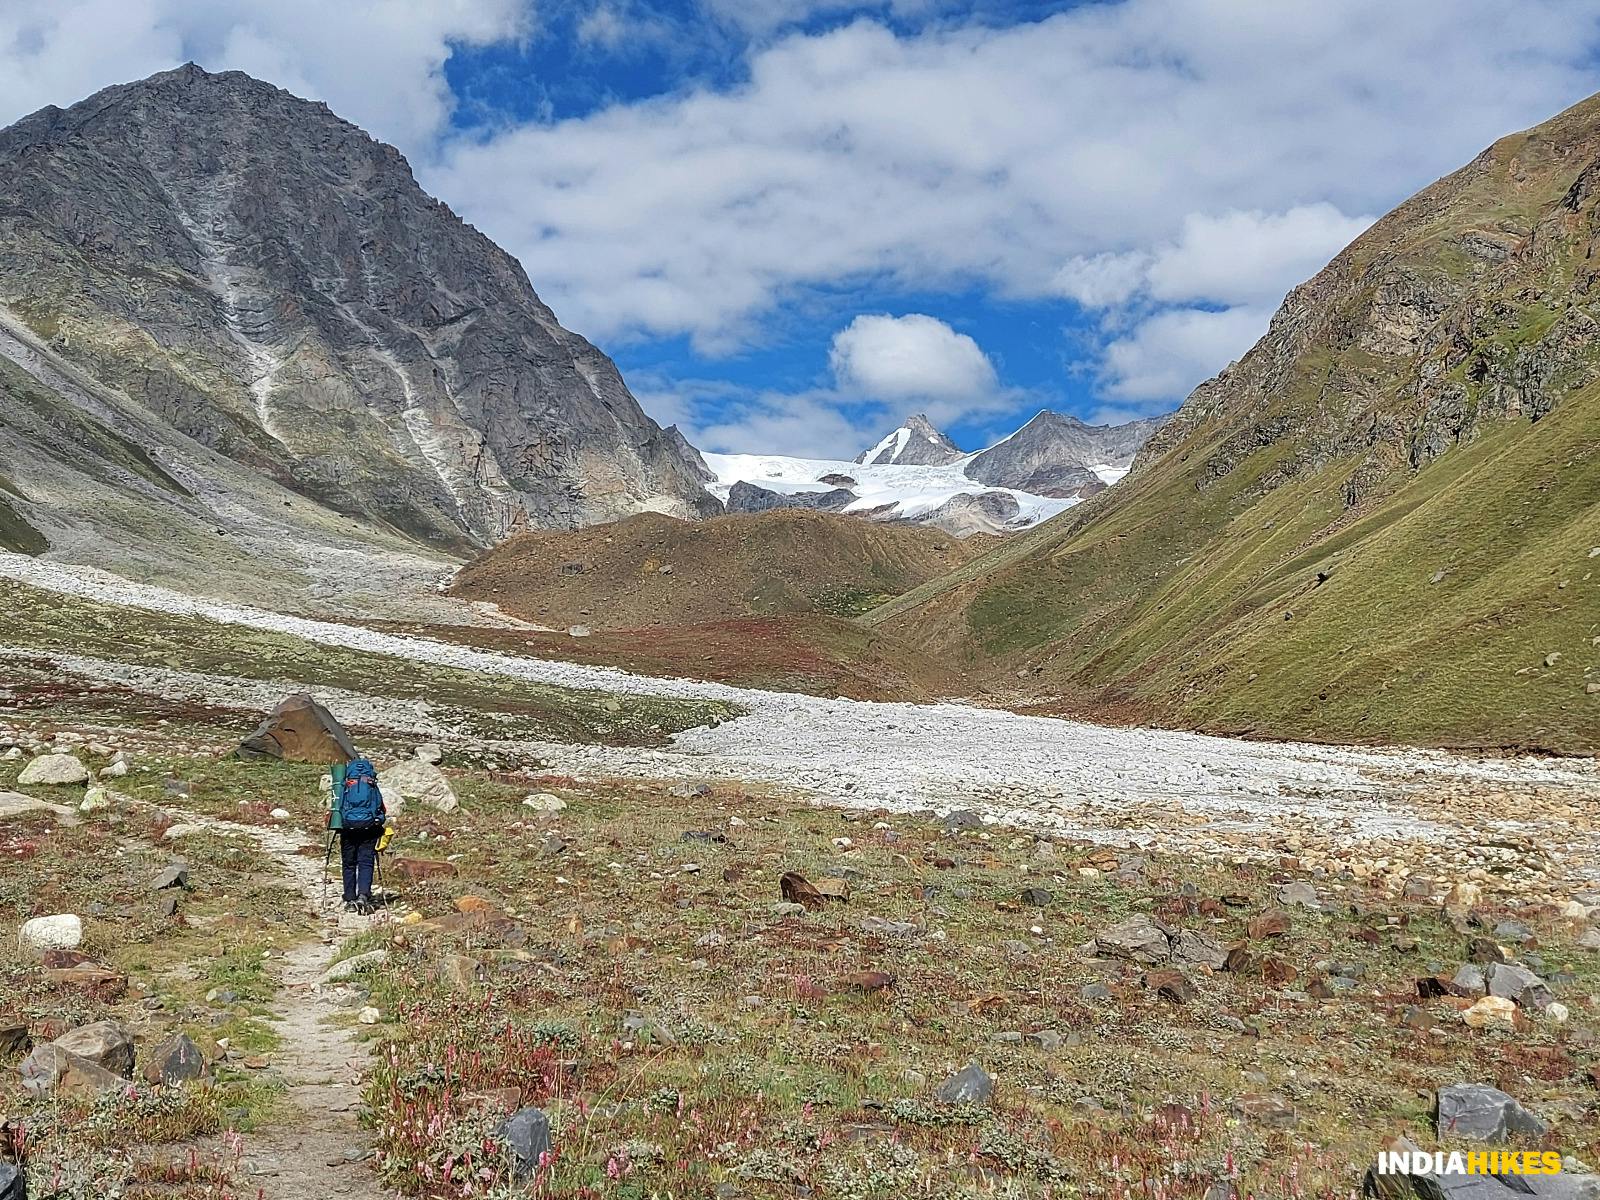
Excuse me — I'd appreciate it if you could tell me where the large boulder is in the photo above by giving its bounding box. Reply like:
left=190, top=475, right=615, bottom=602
left=0, top=1161, right=22, bottom=1200
left=0, top=791, right=73, bottom=821
left=499, top=1107, right=553, bottom=1179
left=237, top=694, right=357, bottom=764
left=1435, top=1084, right=1548, bottom=1143
left=1484, top=962, right=1556, bottom=1012
left=19, top=1043, right=126, bottom=1097
left=380, top=759, right=458, bottom=815
left=142, top=1033, right=209, bottom=1086
left=1093, top=916, right=1171, bottom=964
left=18, top=914, right=82, bottom=956
left=16, top=754, right=89, bottom=786
left=53, top=1021, right=135, bottom=1077
left=934, top=1061, right=995, bottom=1105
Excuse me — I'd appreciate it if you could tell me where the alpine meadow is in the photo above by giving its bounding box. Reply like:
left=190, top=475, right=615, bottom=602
left=0, top=7, right=1598, bottom=1200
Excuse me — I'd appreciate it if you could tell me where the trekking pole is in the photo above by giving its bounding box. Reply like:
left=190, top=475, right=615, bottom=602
left=321, top=830, right=336, bottom=908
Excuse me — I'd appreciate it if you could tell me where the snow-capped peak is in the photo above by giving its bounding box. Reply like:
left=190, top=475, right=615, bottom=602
left=855, top=413, right=965, bottom=466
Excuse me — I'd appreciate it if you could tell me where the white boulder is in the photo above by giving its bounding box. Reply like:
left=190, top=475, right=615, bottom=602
left=380, top=759, right=458, bottom=814
left=414, top=743, right=444, bottom=765
left=17, top=754, right=90, bottom=786
left=20, top=914, right=83, bottom=954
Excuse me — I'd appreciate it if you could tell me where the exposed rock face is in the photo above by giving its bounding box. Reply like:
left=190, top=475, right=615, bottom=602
left=917, top=490, right=1020, bottom=537
left=878, top=92, right=1600, bottom=751
left=724, top=481, right=855, bottom=514
left=857, top=414, right=965, bottom=466
left=965, top=411, right=1161, bottom=497
left=0, top=64, right=716, bottom=562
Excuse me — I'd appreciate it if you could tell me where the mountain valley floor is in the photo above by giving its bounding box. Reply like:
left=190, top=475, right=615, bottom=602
left=1, top=549, right=1598, bottom=1198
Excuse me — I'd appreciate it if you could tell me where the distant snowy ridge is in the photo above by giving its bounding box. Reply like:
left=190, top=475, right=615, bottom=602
left=708, top=409, right=1155, bottom=535
left=704, top=451, right=1123, bottom=533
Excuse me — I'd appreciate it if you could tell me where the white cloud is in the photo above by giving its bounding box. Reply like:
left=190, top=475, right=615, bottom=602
left=0, top=0, right=530, bottom=150
left=829, top=313, right=996, bottom=402
left=3, top=0, right=1598, bottom=420
left=1056, top=202, right=1375, bottom=400
left=1100, top=306, right=1271, bottom=405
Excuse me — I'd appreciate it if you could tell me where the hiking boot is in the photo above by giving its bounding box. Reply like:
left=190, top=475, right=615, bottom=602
left=354, top=896, right=375, bottom=916
left=342, top=900, right=358, bottom=914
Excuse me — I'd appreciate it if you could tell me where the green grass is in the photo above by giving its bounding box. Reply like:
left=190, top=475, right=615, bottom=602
left=0, top=578, right=738, bottom=747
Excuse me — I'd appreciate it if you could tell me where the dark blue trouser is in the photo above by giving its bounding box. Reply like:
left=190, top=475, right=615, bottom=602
left=340, top=827, right=379, bottom=902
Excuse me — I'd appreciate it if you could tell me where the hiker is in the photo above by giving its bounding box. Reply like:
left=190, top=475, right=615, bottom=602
left=330, top=757, right=387, bottom=914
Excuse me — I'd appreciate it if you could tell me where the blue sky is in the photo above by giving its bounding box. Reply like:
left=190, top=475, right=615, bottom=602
left=4, top=0, right=1600, bottom=456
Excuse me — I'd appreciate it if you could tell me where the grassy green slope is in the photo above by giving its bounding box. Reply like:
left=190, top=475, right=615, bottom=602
left=871, top=95, right=1600, bottom=752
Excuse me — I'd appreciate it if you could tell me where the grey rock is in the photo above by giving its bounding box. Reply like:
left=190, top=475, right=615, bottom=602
left=1025, top=1029, right=1064, bottom=1051
left=940, top=809, right=984, bottom=831
left=1020, top=887, right=1053, bottom=907
left=0, top=1163, right=20, bottom=1200
left=1093, top=916, right=1171, bottom=964
left=860, top=916, right=920, bottom=939
left=1485, top=962, right=1555, bottom=1011
left=771, top=902, right=806, bottom=918
left=151, top=862, right=189, bottom=890
left=1492, top=919, right=1532, bottom=945
left=620, top=1012, right=675, bottom=1046
left=934, top=1061, right=994, bottom=1105
left=499, top=1107, right=553, bottom=1179
left=1275, top=882, right=1321, bottom=910
left=725, top=481, right=855, bottom=514
left=1577, top=927, right=1600, bottom=951
left=1450, top=964, right=1487, bottom=995
left=964, top=410, right=1159, bottom=497
left=1171, top=929, right=1229, bottom=970
left=19, top=1043, right=125, bottom=1096
left=1435, top=1084, right=1548, bottom=1143
left=16, top=754, right=89, bottom=786
left=857, top=415, right=966, bottom=467
left=1078, top=982, right=1114, bottom=1002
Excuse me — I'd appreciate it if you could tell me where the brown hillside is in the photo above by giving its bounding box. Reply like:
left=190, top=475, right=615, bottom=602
left=452, top=508, right=982, bottom=630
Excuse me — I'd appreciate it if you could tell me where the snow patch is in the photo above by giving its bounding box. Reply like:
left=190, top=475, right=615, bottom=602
left=704, top=451, right=1080, bottom=529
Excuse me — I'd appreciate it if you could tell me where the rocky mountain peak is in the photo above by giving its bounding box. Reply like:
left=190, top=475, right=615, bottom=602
left=0, top=65, right=718, bottom=559
left=856, top=413, right=965, bottom=466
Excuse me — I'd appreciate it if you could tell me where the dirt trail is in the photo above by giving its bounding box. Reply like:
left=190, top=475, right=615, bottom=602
left=167, top=810, right=396, bottom=1199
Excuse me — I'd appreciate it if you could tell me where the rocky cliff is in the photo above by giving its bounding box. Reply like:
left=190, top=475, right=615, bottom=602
left=965, top=410, right=1161, bottom=497
left=0, top=64, right=717, bottom=568
left=870, top=92, right=1600, bottom=752
left=856, top=414, right=965, bottom=466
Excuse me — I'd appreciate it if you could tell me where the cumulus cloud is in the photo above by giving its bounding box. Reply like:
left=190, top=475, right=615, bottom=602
left=0, top=0, right=529, bottom=149
left=829, top=313, right=997, bottom=402
left=1056, top=202, right=1375, bottom=402
left=4, top=0, right=1598, bottom=421
left=431, top=0, right=1600, bottom=374
left=1100, top=306, right=1272, bottom=405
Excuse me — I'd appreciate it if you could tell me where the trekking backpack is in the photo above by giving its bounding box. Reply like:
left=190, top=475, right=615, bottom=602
left=341, top=758, right=385, bottom=831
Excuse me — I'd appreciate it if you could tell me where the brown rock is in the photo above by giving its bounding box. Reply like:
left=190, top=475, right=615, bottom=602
left=1261, top=957, right=1298, bottom=987
left=0, top=1024, right=30, bottom=1058
left=1223, top=945, right=1252, bottom=974
left=43, top=964, right=128, bottom=1001
left=814, top=877, right=852, bottom=903
left=1248, top=910, right=1292, bottom=939
left=40, top=949, right=95, bottom=969
left=780, top=872, right=825, bottom=911
left=53, top=1021, right=134, bottom=1077
left=19, top=1044, right=126, bottom=1097
left=837, top=970, right=895, bottom=994
left=454, top=896, right=501, bottom=915
left=1144, top=969, right=1195, bottom=1003
left=1234, top=1093, right=1296, bottom=1129
left=437, top=954, right=483, bottom=991
left=389, top=857, right=459, bottom=881
left=141, top=1034, right=209, bottom=1086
